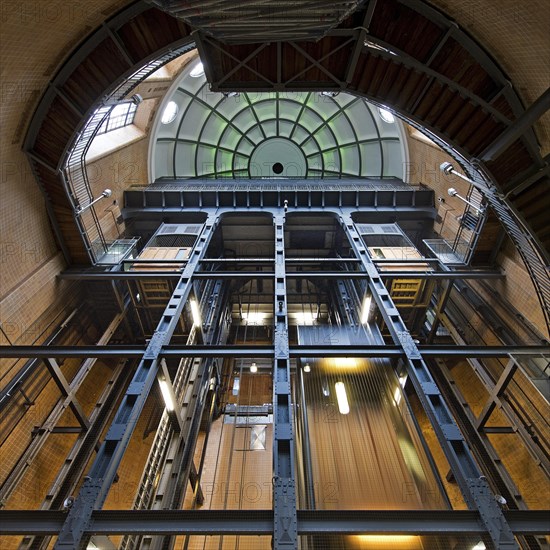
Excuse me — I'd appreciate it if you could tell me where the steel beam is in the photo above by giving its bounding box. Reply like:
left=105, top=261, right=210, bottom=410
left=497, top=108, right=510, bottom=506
left=53, top=215, right=219, bottom=550
left=0, top=314, right=125, bottom=510
left=439, top=312, right=550, bottom=478
left=417, top=346, right=550, bottom=357
left=0, top=346, right=146, bottom=359
left=20, top=359, right=131, bottom=550
left=2, top=509, right=549, bottom=536
left=427, top=264, right=455, bottom=344
left=479, top=88, right=550, bottom=163
left=476, top=358, right=519, bottom=430
left=427, top=358, right=544, bottom=549
left=42, top=358, right=89, bottom=429
left=340, top=215, right=518, bottom=549
left=272, top=213, right=298, bottom=549
left=0, top=307, right=79, bottom=409
left=59, top=270, right=504, bottom=281
left=1, top=345, right=548, bottom=359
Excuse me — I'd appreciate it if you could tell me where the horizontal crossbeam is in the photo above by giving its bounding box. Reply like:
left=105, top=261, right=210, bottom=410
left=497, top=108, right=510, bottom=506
left=1, top=509, right=548, bottom=536
left=59, top=270, right=503, bottom=281
left=0, top=345, right=547, bottom=359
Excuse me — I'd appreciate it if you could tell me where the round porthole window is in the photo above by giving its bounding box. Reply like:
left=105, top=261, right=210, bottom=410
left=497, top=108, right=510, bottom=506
left=272, top=162, right=284, bottom=174
left=161, top=101, right=178, bottom=125
left=378, top=107, right=395, bottom=124
left=190, top=62, right=205, bottom=78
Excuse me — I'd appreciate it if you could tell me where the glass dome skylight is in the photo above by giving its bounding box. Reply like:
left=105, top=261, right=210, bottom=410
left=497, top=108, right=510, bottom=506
left=151, top=56, right=406, bottom=180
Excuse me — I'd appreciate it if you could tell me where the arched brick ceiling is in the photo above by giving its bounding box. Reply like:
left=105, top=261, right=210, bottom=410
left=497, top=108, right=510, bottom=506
left=427, top=0, right=550, bottom=156
left=20, top=0, right=549, bottom=329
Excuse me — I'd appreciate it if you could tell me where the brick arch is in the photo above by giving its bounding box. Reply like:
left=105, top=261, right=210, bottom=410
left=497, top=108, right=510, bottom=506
left=23, top=1, right=548, bottom=315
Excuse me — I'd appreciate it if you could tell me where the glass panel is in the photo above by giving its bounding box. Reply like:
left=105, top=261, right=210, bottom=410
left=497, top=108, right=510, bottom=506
left=296, top=326, right=447, bottom=511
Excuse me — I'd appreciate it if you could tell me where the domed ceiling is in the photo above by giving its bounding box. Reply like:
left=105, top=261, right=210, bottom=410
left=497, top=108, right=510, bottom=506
left=150, top=58, right=407, bottom=181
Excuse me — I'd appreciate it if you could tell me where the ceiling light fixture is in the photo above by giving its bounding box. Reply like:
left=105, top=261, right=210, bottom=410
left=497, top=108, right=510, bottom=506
left=294, top=311, right=316, bottom=325
left=303, top=363, right=311, bottom=373
left=250, top=362, right=258, bottom=373
left=361, top=295, right=372, bottom=324
left=393, top=376, right=407, bottom=406
left=354, top=535, right=417, bottom=544
left=158, top=378, right=175, bottom=411
left=242, top=311, right=266, bottom=325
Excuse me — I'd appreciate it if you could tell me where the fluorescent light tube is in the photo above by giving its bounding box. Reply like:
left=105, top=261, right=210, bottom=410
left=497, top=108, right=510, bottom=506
left=361, top=296, right=372, bottom=324
left=190, top=299, right=201, bottom=327
left=159, top=379, right=175, bottom=411
left=335, top=381, right=350, bottom=415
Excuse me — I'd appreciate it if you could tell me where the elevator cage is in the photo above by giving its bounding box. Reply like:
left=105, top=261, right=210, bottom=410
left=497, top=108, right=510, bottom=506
left=1, top=183, right=549, bottom=550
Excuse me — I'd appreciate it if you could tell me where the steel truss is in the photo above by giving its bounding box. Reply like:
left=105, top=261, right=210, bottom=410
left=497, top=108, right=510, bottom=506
left=52, top=215, right=219, bottom=549
left=59, top=270, right=505, bottom=281
left=272, top=213, right=298, bottom=548
left=2, top=208, right=548, bottom=549
left=340, top=214, right=520, bottom=549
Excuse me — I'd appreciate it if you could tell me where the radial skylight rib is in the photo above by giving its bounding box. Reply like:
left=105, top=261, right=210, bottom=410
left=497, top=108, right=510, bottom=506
left=154, top=69, right=404, bottom=179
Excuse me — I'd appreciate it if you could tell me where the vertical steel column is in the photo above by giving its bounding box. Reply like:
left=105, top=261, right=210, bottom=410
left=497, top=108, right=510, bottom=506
left=54, top=215, right=219, bottom=550
left=340, top=214, right=518, bottom=550
left=272, top=213, right=298, bottom=549
left=297, top=365, right=315, bottom=510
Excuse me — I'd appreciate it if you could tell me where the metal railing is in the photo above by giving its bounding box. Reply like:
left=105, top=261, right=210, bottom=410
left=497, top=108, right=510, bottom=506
left=60, top=43, right=196, bottom=264
left=145, top=178, right=427, bottom=192
left=405, top=119, right=550, bottom=334
left=424, top=184, right=487, bottom=266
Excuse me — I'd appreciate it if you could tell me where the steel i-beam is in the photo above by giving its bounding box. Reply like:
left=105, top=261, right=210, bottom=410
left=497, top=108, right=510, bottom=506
left=53, top=215, right=219, bottom=550
left=340, top=214, right=518, bottom=550
left=272, top=213, right=298, bottom=548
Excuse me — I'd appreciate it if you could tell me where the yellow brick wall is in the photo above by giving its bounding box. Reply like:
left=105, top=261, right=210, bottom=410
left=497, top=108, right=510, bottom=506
left=493, top=237, right=548, bottom=337
left=406, top=130, right=547, bottom=338
left=86, top=137, right=150, bottom=216
left=405, top=131, right=473, bottom=244
left=0, top=0, right=134, bottom=356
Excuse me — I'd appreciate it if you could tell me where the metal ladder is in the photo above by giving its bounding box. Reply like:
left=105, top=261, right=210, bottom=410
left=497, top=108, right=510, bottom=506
left=451, top=186, right=487, bottom=264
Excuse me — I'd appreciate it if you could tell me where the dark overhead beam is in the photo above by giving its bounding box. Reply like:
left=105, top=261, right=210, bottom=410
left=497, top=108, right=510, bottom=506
left=1, top=509, right=548, bottom=536
left=1, top=345, right=547, bottom=360
left=478, top=88, right=550, bottom=162
left=59, top=270, right=503, bottom=281
left=503, top=163, right=550, bottom=199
